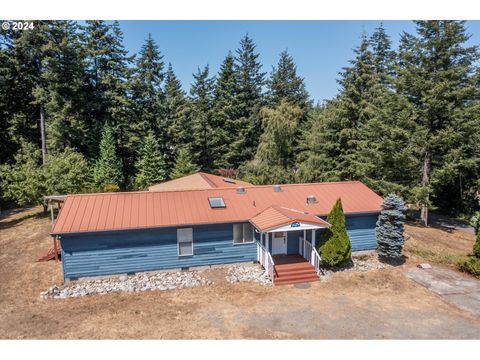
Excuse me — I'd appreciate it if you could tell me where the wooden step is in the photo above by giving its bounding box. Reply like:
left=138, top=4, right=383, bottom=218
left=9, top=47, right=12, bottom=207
left=274, top=273, right=319, bottom=285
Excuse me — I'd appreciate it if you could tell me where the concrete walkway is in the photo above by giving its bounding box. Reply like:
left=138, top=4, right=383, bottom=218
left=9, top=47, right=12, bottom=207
left=404, top=266, right=480, bottom=317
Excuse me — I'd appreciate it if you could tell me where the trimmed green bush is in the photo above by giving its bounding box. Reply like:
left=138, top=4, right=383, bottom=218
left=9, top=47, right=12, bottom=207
left=318, top=198, right=352, bottom=266
left=457, top=257, right=480, bottom=278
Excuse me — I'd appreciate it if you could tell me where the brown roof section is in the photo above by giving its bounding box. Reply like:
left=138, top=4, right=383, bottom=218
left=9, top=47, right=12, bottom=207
left=51, top=181, right=383, bottom=235
left=147, top=172, right=252, bottom=191
left=250, top=205, right=331, bottom=232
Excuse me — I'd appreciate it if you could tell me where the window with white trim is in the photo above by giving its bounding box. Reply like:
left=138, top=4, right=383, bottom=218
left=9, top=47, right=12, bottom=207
left=177, top=228, right=193, bottom=256
left=233, top=223, right=254, bottom=244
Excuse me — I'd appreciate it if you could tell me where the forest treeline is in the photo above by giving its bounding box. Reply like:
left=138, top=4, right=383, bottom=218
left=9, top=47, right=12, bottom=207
left=0, top=20, right=479, bottom=220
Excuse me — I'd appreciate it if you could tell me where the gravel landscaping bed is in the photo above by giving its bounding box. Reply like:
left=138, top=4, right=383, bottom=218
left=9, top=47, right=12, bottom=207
left=320, top=253, right=389, bottom=280
left=226, top=264, right=272, bottom=286
left=41, top=270, right=213, bottom=299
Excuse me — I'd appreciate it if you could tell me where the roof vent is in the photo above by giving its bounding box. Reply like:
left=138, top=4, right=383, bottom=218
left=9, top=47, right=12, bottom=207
left=273, top=185, right=282, bottom=192
left=236, top=186, right=246, bottom=194
left=306, top=195, right=318, bottom=204
left=223, top=178, right=236, bottom=184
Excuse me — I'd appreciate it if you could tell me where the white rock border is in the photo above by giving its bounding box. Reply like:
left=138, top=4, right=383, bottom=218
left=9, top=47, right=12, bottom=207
left=41, top=270, right=213, bottom=299
left=225, top=263, right=272, bottom=286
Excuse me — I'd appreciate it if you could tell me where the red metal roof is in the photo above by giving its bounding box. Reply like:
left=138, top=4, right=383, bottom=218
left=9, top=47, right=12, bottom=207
left=250, top=205, right=331, bottom=232
left=147, top=172, right=252, bottom=191
left=51, top=181, right=383, bottom=235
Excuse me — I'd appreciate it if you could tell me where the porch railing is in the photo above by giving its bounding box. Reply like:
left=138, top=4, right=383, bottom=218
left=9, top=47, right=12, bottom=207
left=299, top=237, right=323, bottom=276
left=256, top=241, right=276, bottom=279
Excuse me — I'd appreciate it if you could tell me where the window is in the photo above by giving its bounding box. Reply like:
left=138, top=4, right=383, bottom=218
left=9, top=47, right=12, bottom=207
left=177, top=228, right=193, bottom=256
left=208, top=197, right=226, bottom=208
left=233, top=223, right=254, bottom=244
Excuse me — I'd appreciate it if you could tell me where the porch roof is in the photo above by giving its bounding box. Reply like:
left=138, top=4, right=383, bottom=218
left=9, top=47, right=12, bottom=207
left=249, top=205, right=331, bottom=232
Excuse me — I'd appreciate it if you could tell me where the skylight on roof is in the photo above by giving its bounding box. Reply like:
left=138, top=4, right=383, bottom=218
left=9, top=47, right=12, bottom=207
left=223, top=178, right=236, bottom=184
left=208, top=197, right=226, bottom=208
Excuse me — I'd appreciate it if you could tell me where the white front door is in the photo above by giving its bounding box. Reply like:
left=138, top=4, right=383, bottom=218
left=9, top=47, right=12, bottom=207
left=271, top=232, right=287, bottom=255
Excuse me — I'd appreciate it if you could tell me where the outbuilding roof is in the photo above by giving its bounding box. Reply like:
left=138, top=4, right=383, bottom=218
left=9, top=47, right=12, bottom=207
left=147, top=172, right=252, bottom=191
left=51, top=181, right=382, bottom=235
left=250, top=205, right=331, bottom=232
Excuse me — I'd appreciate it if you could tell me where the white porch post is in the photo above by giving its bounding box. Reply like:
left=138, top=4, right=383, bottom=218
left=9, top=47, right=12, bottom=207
left=303, top=229, right=306, bottom=256
left=266, top=232, right=270, bottom=252
left=311, top=229, right=317, bottom=266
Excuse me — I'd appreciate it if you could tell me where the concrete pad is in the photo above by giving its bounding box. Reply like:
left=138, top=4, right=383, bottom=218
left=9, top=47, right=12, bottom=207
left=404, top=266, right=480, bottom=317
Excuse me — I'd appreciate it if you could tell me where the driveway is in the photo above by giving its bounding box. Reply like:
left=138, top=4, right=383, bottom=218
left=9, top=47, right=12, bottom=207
left=404, top=266, right=480, bottom=317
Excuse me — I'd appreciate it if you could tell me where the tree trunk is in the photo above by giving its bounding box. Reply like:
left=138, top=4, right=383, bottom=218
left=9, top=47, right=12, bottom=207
left=40, top=105, right=46, bottom=165
left=420, top=148, right=431, bottom=226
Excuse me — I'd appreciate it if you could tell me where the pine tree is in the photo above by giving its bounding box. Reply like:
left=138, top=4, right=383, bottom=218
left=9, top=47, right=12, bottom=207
left=266, top=49, right=310, bottom=111
left=297, top=35, right=381, bottom=183
left=92, top=124, right=123, bottom=191
left=82, top=21, right=133, bottom=178
left=212, top=52, right=240, bottom=169
left=163, top=63, right=189, bottom=175
left=130, top=34, right=165, bottom=142
left=397, top=21, right=480, bottom=224
left=369, top=23, right=396, bottom=85
left=376, top=193, right=407, bottom=261
left=318, top=198, right=352, bottom=267
left=234, top=34, right=266, bottom=164
left=189, top=65, right=216, bottom=171
left=170, top=148, right=199, bottom=180
left=134, top=131, right=167, bottom=190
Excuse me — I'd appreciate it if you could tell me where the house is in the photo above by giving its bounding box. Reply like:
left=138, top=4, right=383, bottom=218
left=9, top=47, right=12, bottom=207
left=147, top=172, right=253, bottom=191
left=50, top=179, right=383, bottom=284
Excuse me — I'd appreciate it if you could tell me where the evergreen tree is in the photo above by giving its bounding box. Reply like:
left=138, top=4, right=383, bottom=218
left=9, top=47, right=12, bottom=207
left=83, top=21, right=133, bottom=178
left=163, top=63, right=189, bottom=175
left=170, top=148, right=199, bottom=180
left=130, top=34, right=165, bottom=142
left=234, top=34, right=266, bottom=163
left=266, top=49, right=310, bottom=111
left=189, top=65, right=216, bottom=171
left=134, top=131, right=167, bottom=190
left=297, top=35, right=381, bottom=182
left=369, top=23, right=396, bottom=85
left=376, top=193, right=407, bottom=260
left=92, top=124, right=123, bottom=191
left=397, top=21, right=480, bottom=224
left=212, top=52, right=240, bottom=169
left=318, top=198, right=352, bottom=267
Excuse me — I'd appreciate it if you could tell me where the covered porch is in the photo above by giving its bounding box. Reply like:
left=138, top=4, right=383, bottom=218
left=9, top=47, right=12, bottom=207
left=250, top=205, right=331, bottom=284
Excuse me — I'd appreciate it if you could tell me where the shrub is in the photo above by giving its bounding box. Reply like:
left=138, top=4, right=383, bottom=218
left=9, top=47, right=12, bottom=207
left=103, top=184, right=120, bottom=193
left=376, top=193, right=407, bottom=261
left=457, top=257, right=480, bottom=278
left=318, top=198, right=352, bottom=266
left=474, top=232, right=480, bottom=259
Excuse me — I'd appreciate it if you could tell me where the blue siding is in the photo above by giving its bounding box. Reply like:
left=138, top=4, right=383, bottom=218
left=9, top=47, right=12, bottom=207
left=345, top=213, right=379, bottom=251
left=60, top=223, right=256, bottom=280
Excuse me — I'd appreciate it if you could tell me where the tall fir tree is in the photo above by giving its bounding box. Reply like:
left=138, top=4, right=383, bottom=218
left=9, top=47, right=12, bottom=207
left=234, top=34, right=266, bottom=164
left=297, top=34, right=381, bottom=182
left=134, top=131, right=167, bottom=190
left=369, top=23, right=396, bottom=86
left=163, top=63, right=189, bottom=176
left=170, top=147, right=199, bottom=180
left=397, top=21, right=480, bottom=223
left=92, top=124, right=123, bottom=191
left=189, top=65, right=216, bottom=171
left=212, top=52, right=241, bottom=169
left=130, top=34, right=165, bottom=143
left=266, top=49, right=310, bottom=111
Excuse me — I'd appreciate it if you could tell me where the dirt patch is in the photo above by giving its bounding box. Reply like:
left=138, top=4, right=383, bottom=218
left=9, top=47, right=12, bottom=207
left=404, top=222, right=475, bottom=268
left=0, top=207, right=479, bottom=339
